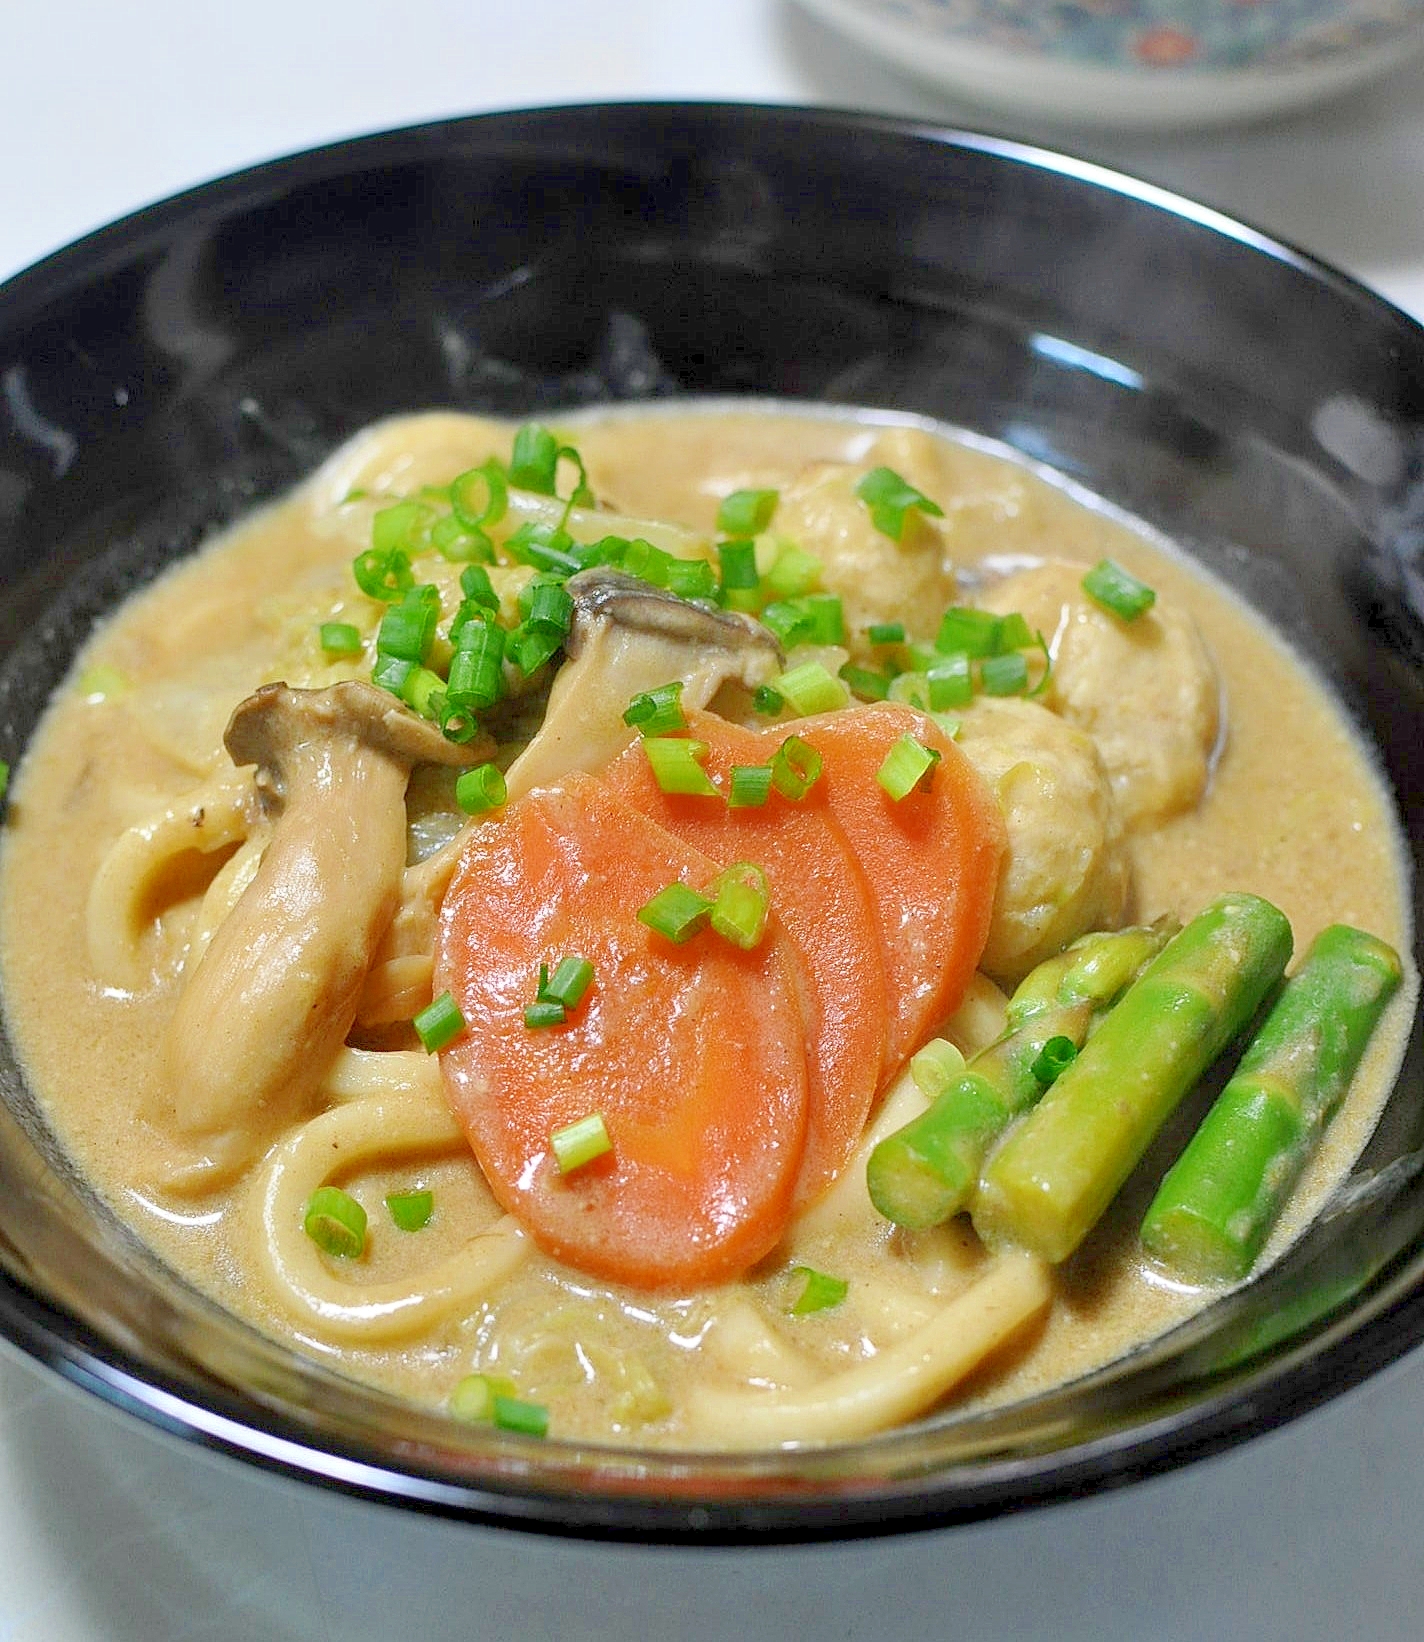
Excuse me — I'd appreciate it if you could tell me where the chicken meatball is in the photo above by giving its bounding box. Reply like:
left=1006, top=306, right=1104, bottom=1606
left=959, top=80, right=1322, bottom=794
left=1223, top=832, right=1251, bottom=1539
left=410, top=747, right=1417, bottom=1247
left=953, top=696, right=1131, bottom=985
left=979, top=559, right=1221, bottom=829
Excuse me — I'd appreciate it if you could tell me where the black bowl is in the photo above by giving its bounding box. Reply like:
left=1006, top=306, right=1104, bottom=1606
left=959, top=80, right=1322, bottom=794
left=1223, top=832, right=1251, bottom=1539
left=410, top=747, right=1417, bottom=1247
left=1, top=102, right=1422, bottom=1543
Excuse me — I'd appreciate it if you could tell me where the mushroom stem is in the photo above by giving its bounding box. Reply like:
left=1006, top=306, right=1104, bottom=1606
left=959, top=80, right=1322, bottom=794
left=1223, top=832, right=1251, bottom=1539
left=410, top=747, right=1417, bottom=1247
left=158, top=682, right=483, bottom=1166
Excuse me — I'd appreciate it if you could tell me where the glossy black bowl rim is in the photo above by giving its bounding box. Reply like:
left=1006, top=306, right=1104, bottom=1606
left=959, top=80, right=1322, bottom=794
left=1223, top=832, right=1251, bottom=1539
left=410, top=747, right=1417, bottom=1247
left=1, top=100, right=1423, bottom=1543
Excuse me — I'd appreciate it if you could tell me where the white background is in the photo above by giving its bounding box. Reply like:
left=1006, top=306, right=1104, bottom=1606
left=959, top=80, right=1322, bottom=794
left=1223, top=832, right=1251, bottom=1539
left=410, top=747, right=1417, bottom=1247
left=3, top=4, right=1424, bottom=1638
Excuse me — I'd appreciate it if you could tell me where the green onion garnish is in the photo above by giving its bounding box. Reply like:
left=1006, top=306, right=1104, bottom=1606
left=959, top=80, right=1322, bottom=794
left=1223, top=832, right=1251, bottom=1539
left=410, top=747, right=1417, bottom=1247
left=450, top=458, right=508, bottom=535
left=716, top=488, right=779, bottom=537
left=909, top=1037, right=967, bottom=1099
left=524, top=998, right=567, bottom=1029
left=455, top=762, right=507, bottom=815
left=446, top=621, right=506, bottom=712
left=789, top=1266, right=849, bottom=1315
left=839, top=663, right=891, bottom=702
left=1082, top=558, right=1156, bottom=621
left=935, top=607, right=1003, bottom=658
left=303, top=1186, right=367, bottom=1259
left=398, top=665, right=445, bottom=721
left=372, top=498, right=436, bottom=556
left=414, top=990, right=465, bottom=1053
left=770, top=734, right=823, bottom=801
left=752, top=684, right=785, bottom=717
left=997, top=611, right=1034, bottom=652
left=717, top=537, right=760, bottom=593
left=666, top=558, right=718, bottom=601
left=459, top=562, right=500, bottom=610
left=372, top=653, right=415, bottom=698
left=385, top=1189, right=435, bottom=1232
left=0, top=760, right=8, bottom=801
left=980, top=651, right=1030, bottom=696
left=623, top=681, right=687, bottom=737
left=508, top=424, right=561, bottom=495
left=772, top=661, right=849, bottom=717
left=506, top=521, right=581, bottom=577
left=1032, top=1035, right=1078, bottom=1085
left=867, top=621, right=906, bottom=646
left=450, top=1372, right=516, bottom=1423
left=506, top=621, right=563, bottom=676
left=709, top=861, right=771, bottom=951
left=621, top=537, right=676, bottom=589
left=551, top=1111, right=613, bottom=1173
left=377, top=585, right=440, bottom=664
left=542, top=955, right=595, bottom=1012
left=877, top=733, right=941, bottom=800
left=352, top=546, right=414, bottom=602
left=644, top=736, right=718, bottom=797
left=520, top=575, right=575, bottom=635
left=727, top=764, right=774, bottom=808
left=638, top=882, right=714, bottom=944
left=927, top=654, right=973, bottom=710
left=319, top=621, right=362, bottom=657
left=763, top=542, right=822, bottom=599
left=853, top=466, right=945, bottom=541
left=492, top=1395, right=550, bottom=1437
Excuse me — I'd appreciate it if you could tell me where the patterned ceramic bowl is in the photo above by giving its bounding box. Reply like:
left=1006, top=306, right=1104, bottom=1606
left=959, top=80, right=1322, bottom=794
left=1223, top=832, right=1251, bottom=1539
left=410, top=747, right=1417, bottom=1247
left=795, top=0, right=1424, bottom=126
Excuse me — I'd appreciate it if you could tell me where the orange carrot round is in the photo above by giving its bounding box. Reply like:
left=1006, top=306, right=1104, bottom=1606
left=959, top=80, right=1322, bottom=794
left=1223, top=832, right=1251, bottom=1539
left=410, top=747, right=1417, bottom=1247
left=434, top=774, right=810, bottom=1288
left=766, top=701, right=1006, bottom=1075
left=605, top=709, right=889, bottom=1207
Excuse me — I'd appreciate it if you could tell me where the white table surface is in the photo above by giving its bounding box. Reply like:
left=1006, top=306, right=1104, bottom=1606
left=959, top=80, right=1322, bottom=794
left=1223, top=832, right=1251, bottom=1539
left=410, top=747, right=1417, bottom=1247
left=3, top=5, right=1423, bottom=1638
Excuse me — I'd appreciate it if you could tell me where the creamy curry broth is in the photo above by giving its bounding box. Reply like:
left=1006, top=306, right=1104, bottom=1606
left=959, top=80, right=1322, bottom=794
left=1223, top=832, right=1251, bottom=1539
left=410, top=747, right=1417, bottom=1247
left=0, top=405, right=1413, bottom=1448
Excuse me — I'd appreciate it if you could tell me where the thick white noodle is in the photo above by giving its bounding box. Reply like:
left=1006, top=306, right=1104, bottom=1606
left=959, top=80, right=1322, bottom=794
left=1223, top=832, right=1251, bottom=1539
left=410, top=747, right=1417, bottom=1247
left=683, top=1251, right=1051, bottom=1448
left=252, top=1086, right=528, bottom=1345
left=86, top=767, right=256, bottom=987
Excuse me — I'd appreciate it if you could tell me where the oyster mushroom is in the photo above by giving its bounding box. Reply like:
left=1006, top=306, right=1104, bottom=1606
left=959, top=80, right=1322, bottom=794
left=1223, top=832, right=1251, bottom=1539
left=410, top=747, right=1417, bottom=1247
left=157, top=681, right=485, bottom=1168
left=502, top=567, right=783, bottom=801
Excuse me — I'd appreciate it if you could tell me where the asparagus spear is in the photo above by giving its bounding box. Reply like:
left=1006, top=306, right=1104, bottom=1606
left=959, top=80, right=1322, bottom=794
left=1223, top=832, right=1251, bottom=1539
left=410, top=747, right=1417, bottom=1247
left=1140, top=923, right=1402, bottom=1285
left=973, top=893, right=1293, bottom=1264
left=866, top=921, right=1177, bottom=1230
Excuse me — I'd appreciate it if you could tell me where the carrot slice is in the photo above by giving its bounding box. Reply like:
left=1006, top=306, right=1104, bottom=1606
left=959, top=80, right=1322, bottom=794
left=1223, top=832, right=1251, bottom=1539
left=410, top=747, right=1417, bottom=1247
left=605, top=710, right=889, bottom=1206
left=434, top=773, right=810, bottom=1289
left=765, top=701, right=1006, bottom=1075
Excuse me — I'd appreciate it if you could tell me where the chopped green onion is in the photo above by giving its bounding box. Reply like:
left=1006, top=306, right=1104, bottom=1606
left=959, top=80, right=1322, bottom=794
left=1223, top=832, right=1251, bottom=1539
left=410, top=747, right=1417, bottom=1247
left=716, top=488, right=779, bottom=536
left=450, top=458, right=508, bottom=534
left=980, top=651, right=1030, bottom=696
left=727, top=764, right=774, bottom=808
left=506, top=621, right=563, bottom=676
left=709, top=862, right=771, bottom=951
left=430, top=513, right=493, bottom=565
left=772, top=661, right=849, bottom=717
left=789, top=1266, right=849, bottom=1315
left=996, top=611, right=1034, bottom=652
left=623, top=681, right=687, bottom=737
left=372, top=498, right=436, bottom=556
left=620, top=537, right=674, bottom=588
left=524, top=998, right=567, bottom=1028
left=385, top=1189, right=434, bottom=1232
left=492, top=1395, right=550, bottom=1437
left=319, top=621, right=362, bottom=657
left=520, top=576, right=575, bottom=635
left=508, top=424, right=560, bottom=494
left=352, top=546, right=414, bottom=602
left=717, top=537, right=760, bottom=592
left=666, top=558, right=718, bottom=601
left=638, top=882, right=714, bottom=944
left=0, top=760, right=8, bottom=801
left=839, top=663, right=891, bottom=702
left=759, top=599, right=816, bottom=648
left=377, top=585, right=440, bottom=664
left=643, top=736, right=718, bottom=797
left=398, top=665, right=445, bottom=721
left=450, top=1371, right=517, bottom=1423
left=505, top=521, right=581, bottom=577
left=541, top=956, right=595, bottom=1011
left=446, top=622, right=506, bottom=711
left=763, top=542, right=822, bottom=599
left=936, top=607, right=1003, bottom=658
left=550, top=1111, right=613, bottom=1173
left=459, top=562, right=500, bottom=609
left=303, top=1186, right=367, bottom=1259
left=909, top=1037, right=967, bottom=1099
left=1032, top=1035, right=1078, bottom=1085
left=414, top=990, right=465, bottom=1053
left=372, top=653, right=415, bottom=697
left=887, top=671, right=931, bottom=711
left=752, top=684, right=785, bottom=717
left=455, top=762, right=507, bottom=814
left=770, top=734, right=823, bottom=801
left=927, top=654, right=973, bottom=710
left=854, top=466, right=945, bottom=540
left=1027, top=630, right=1053, bottom=698
left=1082, top=558, right=1156, bottom=621
left=867, top=621, right=906, bottom=646
left=877, top=733, right=941, bottom=800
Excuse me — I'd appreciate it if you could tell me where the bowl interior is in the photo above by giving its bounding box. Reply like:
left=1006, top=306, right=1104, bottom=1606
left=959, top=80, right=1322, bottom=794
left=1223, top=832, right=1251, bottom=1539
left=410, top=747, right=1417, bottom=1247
left=1, top=103, right=1423, bottom=1540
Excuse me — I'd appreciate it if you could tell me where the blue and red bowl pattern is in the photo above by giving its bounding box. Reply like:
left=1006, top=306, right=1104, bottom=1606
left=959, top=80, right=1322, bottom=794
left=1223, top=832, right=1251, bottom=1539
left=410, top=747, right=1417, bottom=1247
left=869, top=0, right=1424, bottom=68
